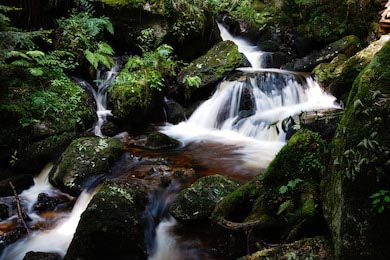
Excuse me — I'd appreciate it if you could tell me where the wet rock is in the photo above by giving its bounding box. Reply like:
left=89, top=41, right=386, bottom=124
left=0, top=226, right=26, bottom=252
left=100, top=120, right=121, bottom=137
left=169, top=175, right=240, bottom=223
left=64, top=179, right=148, bottom=260
left=177, top=40, right=244, bottom=97
left=212, top=129, right=326, bottom=241
left=23, top=251, right=61, bottom=260
left=286, top=35, right=361, bottom=72
left=144, top=132, right=180, bottom=150
left=257, top=40, right=280, bottom=52
left=237, top=236, right=333, bottom=260
left=0, top=203, right=9, bottom=220
left=0, top=175, right=34, bottom=197
left=164, top=98, right=186, bottom=124
left=313, top=35, right=390, bottom=102
left=49, top=137, right=124, bottom=196
left=33, top=193, right=60, bottom=212
left=322, top=41, right=390, bottom=259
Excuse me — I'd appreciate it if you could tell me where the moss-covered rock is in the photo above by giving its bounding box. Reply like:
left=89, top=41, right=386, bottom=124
left=287, top=35, right=360, bottom=72
left=144, top=132, right=180, bottom=150
left=64, top=179, right=148, bottom=260
left=169, top=175, right=240, bottom=223
left=322, top=41, right=390, bottom=259
left=212, top=129, right=325, bottom=241
left=177, top=40, right=244, bottom=95
left=237, top=236, right=333, bottom=260
left=313, top=35, right=390, bottom=102
left=49, top=137, right=124, bottom=196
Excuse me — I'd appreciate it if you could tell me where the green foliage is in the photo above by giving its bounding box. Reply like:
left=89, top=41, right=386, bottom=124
left=279, top=178, right=304, bottom=195
left=57, top=12, right=114, bottom=69
left=110, top=44, right=176, bottom=117
left=370, top=190, right=390, bottom=214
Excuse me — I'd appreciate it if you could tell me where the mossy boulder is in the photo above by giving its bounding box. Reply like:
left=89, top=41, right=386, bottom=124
left=169, top=175, right=240, bottom=223
left=237, top=236, right=333, bottom=260
left=144, top=132, right=180, bottom=150
left=64, top=179, right=148, bottom=260
left=212, top=129, right=325, bottom=241
left=287, top=35, right=360, bottom=72
left=177, top=40, right=244, bottom=95
left=322, top=41, right=390, bottom=259
left=49, top=137, right=124, bottom=196
left=313, top=35, right=390, bottom=102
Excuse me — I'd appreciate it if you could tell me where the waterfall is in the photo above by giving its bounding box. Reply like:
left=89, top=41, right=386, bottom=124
left=161, top=23, right=340, bottom=171
left=74, top=60, right=121, bottom=138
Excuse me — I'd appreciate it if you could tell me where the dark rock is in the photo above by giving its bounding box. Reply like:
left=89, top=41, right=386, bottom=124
left=0, top=203, right=9, bottom=220
left=49, top=137, right=124, bottom=196
left=0, top=175, right=34, bottom=197
left=164, top=98, right=186, bottom=124
left=237, top=236, right=333, bottom=259
left=177, top=40, right=244, bottom=98
left=169, top=175, right=240, bottom=223
left=257, top=40, right=280, bottom=52
left=0, top=226, right=27, bottom=253
left=23, top=251, right=61, bottom=260
left=33, top=193, right=59, bottom=212
left=144, top=132, right=180, bottom=150
left=101, top=120, right=121, bottom=137
left=287, top=35, right=361, bottom=72
left=322, top=41, right=390, bottom=259
left=64, top=179, right=149, bottom=260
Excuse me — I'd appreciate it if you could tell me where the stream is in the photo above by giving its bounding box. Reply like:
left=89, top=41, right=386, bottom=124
left=0, top=23, right=340, bottom=259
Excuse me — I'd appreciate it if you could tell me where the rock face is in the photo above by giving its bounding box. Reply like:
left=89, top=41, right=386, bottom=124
left=49, top=137, right=124, bottom=196
left=322, top=42, right=390, bottom=259
left=212, top=129, right=325, bottom=241
left=287, top=35, right=360, bottom=72
left=237, top=236, right=333, bottom=260
left=64, top=180, right=149, bottom=260
left=177, top=40, right=244, bottom=95
left=313, top=35, right=390, bottom=101
left=169, top=175, right=240, bottom=222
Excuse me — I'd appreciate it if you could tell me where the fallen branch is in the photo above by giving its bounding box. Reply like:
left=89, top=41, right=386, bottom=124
left=9, top=181, right=30, bottom=234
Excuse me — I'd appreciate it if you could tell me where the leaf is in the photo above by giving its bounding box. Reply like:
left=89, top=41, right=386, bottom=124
left=84, top=50, right=98, bottom=69
left=97, top=42, right=114, bottom=55
left=384, top=196, right=390, bottom=203
left=378, top=205, right=385, bottom=214
left=277, top=200, right=291, bottom=215
left=11, top=60, right=30, bottom=67
left=26, top=50, right=45, bottom=58
left=372, top=199, right=381, bottom=205
left=105, top=21, right=114, bottom=34
left=28, top=68, right=44, bottom=76
left=279, top=185, right=288, bottom=194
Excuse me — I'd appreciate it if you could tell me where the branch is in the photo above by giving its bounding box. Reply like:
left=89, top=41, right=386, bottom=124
left=9, top=181, right=30, bottom=234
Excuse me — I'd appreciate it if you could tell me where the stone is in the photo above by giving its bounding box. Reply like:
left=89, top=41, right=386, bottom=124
left=23, top=251, right=61, bottom=260
left=169, top=175, right=240, bottom=223
left=0, top=203, right=9, bottom=220
left=49, top=137, right=124, bottom=196
left=164, top=98, right=186, bottom=124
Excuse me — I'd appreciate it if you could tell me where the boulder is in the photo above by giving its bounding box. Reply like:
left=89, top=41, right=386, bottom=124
left=49, top=137, right=124, bottom=196
left=286, top=35, right=360, bottom=72
left=212, top=129, right=326, bottom=241
left=164, top=98, right=186, bottom=124
left=169, top=175, right=240, bottom=223
left=0, top=203, right=9, bottom=220
left=132, top=132, right=180, bottom=150
left=177, top=40, right=244, bottom=97
left=322, top=41, right=390, bottom=259
left=313, top=35, right=390, bottom=102
left=237, top=236, right=333, bottom=260
left=64, top=179, right=148, bottom=260
left=23, top=251, right=61, bottom=260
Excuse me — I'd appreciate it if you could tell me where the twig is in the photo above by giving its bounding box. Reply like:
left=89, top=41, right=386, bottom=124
left=9, top=181, right=30, bottom=234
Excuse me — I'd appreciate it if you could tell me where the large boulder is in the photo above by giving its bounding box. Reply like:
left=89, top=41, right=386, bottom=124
left=313, top=35, right=390, bottom=102
left=212, top=129, right=326, bottom=241
left=322, top=41, right=390, bottom=259
left=169, top=175, right=240, bottom=223
left=177, top=40, right=244, bottom=97
left=286, top=35, right=360, bottom=72
left=49, top=137, right=124, bottom=196
left=64, top=179, right=149, bottom=260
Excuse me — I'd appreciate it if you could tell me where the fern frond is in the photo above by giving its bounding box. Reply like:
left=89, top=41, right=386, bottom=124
left=28, top=67, right=44, bottom=76
left=95, top=53, right=114, bottom=69
left=84, top=50, right=98, bottom=69
left=7, top=50, right=31, bottom=60
left=26, top=50, right=45, bottom=58
left=105, top=20, right=114, bottom=34
left=11, top=59, right=30, bottom=67
left=97, top=42, right=114, bottom=55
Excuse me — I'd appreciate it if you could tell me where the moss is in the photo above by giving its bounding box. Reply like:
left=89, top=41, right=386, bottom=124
left=169, top=175, right=240, bottom=222
left=178, top=40, right=244, bottom=92
left=213, top=129, right=325, bottom=238
left=322, top=41, right=390, bottom=259
left=49, top=137, right=124, bottom=196
left=64, top=180, right=148, bottom=260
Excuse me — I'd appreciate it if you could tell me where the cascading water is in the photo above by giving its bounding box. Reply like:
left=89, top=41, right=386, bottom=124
left=76, top=60, right=121, bottom=138
left=162, top=23, right=340, bottom=170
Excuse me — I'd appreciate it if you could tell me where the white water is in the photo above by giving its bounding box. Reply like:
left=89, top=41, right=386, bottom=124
left=0, top=188, right=98, bottom=260
left=88, top=61, right=121, bottom=137
left=162, top=23, right=340, bottom=171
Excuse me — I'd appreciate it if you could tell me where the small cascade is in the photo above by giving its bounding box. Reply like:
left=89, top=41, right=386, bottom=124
left=162, top=23, right=340, bottom=171
left=0, top=188, right=98, bottom=260
left=75, top=60, right=121, bottom=137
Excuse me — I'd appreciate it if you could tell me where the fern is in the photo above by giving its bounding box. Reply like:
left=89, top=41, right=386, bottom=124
left=26, top=50, right=45, bottom=58
left=11, top=59, right=31, bottom=67
left=97, top=42, right=114, bottom=55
